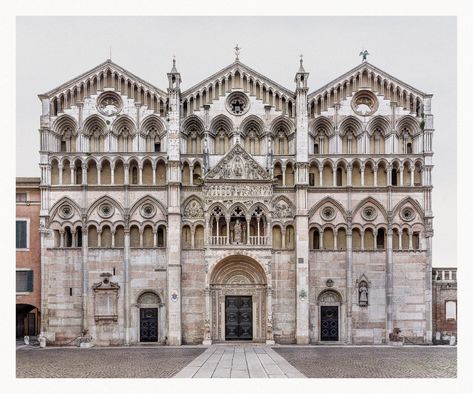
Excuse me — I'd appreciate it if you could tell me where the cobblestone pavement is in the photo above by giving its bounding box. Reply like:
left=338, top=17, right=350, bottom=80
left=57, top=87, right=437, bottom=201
left=273, top=346, right=457, bottom=378
left=16, top=346, right=205, bottom=378
left=174, top=343, right=305, bottom=378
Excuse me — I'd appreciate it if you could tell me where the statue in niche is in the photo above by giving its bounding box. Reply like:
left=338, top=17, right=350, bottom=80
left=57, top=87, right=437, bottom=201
left=234, top=219, right=242, bottom=244
left=223, top=159, right=231, bottom=179
left=233, top=156, right=244, bottom=177
left=359, top=281, right=368, bottom=306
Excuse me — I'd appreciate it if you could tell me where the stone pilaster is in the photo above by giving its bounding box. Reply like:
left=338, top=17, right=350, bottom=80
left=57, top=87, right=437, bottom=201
left=166, top=59, right=182, bottom=345
left=294, top=58, right=310, bottom=344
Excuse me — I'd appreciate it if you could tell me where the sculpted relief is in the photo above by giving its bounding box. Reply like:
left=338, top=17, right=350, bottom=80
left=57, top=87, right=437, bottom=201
left=273, top=198, right=294, bottom=219
left=206, top=144, right=270, bottom=181
left=183, top=199, right=204, bottom=218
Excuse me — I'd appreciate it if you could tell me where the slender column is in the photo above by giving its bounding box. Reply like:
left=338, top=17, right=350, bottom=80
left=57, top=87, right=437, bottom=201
left=97, top=164, right=101, bottom=185
left=282, top=165, right=286, bottom=186
left=373, top=165, right=378, bottom=187
left=58, top=164, right=63, bottom=185
left=111, top=164, right=115, bottom=185
left=361, top=230, right=365, bottom=250
left=360, top=165, right=365, bottom=186
left=97, top=229, right=102, bottom=248
left=347, top=164, right=352, bottom=186
left=124, top=164, right=129, bottom=185
left=226, top=216, right=230, bottom=245
left=332, top=167, right=337, bottom=186
left=409, top=230, right=413, bottom=250
left=410, top=166, right=415, bottom=186
left=281, top=228, right=286, bottom=250
left=152, top=164, right=156, bottom=185
left=138, top=165, right=143, bottom=185
left=399, top=167, right=404, bottom=187
left=246, top=215, right=251, bottom=245
left=257, top=217, right=261, bottom=245
left=319, top=168, right=323, bottom=186
left=189, top=165, right=194, bottom=186
left=60, top=230, right=64, bottom=248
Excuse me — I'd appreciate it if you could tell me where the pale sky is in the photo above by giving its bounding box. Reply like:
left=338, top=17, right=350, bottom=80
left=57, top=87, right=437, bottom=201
left=16, top=16, right=457, bottom=267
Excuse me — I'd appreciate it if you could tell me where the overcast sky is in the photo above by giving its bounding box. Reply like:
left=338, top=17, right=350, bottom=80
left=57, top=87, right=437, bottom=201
left=16, top=16, right=456, bottom=267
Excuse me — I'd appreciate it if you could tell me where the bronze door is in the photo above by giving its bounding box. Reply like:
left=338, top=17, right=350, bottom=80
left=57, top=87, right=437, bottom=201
left=140, top=308, right=158, bottom=342
left=320, top=306, right=339, bottom=341
left=225, top=296, right=253, bottom=340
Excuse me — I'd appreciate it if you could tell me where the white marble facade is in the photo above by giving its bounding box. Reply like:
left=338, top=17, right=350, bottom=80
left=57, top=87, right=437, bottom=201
left=38, top=55, right=434, bottom=346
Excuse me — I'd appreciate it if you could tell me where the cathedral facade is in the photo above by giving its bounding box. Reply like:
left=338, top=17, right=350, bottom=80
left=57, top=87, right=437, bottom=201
left=38, top=54, right=434, bottom=346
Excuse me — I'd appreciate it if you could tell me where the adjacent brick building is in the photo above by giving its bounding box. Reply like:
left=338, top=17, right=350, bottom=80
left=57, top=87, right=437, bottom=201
left=16, top=177, right=41, bottom=338
left=432, top=267, right=457, bottom=342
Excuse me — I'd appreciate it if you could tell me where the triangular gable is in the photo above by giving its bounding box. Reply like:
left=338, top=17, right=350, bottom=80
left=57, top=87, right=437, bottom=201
left=39, top=59, right=167, bottom=99
left=205, top=143, right=271, bottom=181
left=308, top=61, right=429, bottom=100
left=181, top=60, right=295, bottom=99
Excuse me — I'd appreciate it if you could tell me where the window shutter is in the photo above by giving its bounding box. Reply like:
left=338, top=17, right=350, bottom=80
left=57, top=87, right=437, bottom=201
left=16, top=221, right=27, bottom=248
left=27, top=271, right=34, bottom=292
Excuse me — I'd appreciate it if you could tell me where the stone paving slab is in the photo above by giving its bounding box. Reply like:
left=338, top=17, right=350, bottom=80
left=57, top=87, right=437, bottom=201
left=174, top=344, right=305, bottom=379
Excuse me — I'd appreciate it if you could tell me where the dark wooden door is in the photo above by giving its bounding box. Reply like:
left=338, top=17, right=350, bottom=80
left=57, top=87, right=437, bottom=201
left=140, top=308, right=158, bottom=342
left=27, top=313, right=36, bottom=336
left=225, top=296, right=252, bottom=340
left=320, top=306, right=339, bottom=341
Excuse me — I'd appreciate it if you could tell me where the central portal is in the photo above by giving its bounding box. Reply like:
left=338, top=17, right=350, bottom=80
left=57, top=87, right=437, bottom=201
left=225, top=296, right=253, bottom=340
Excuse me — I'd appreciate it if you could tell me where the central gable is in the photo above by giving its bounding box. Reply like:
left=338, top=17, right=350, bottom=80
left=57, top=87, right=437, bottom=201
left=205, top=144, right=271, bottom=181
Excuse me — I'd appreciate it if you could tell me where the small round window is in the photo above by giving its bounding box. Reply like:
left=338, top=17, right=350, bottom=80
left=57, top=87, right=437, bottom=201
left=98, top=203, right=114, bottom=218
left=361, top=206, right=377, bottom=221
left=141, top=203, right=156, bottom=218
left=400, top=207, right=415, bottom=222
left=226, top=92, right=250, bottom=116
left=59, top=204, right=73, bottom=219
left=321, top=206, right=336, bottom=221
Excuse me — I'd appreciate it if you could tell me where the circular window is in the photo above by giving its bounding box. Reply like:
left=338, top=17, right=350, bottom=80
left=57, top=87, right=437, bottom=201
left=98, top=203, right=114, bottom=218
left=226, top=92, right=250, bottom=116
left=59, top=204, right=73, bottom=219
left=321, top=206, right=336, bottom=221
left=96, top=91, right=123, bottom=117
left=361, top=206, right=377, bottom=221
left=351, top=90, right=379, bottom=116
left=141, top=203, right=156, bottom=218
left=400, top=207, right=415, bottom=222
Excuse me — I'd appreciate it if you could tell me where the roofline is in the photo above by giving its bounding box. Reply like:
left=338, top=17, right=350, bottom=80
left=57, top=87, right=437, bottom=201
left=181, top=60, right=295, bottom=98
left=16, top=177, right=41, bottom=185
left=308, top=61, right=429, bottom=99
left=38, top=59, right=167, bottom=99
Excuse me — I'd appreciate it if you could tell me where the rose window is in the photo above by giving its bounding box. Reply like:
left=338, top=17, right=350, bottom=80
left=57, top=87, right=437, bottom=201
left=141, top=203, right=156, bottom=218
left=226, top=92, right=250, bottom=116
left=401, top=207, right=415, bottom=222
left=321, top=206, right=336, bottom=221
left=98, top=203, right=114, bottom=218
left=361, top=206, right=377, bottom=221
left=59, top=204, right=73, bottom=219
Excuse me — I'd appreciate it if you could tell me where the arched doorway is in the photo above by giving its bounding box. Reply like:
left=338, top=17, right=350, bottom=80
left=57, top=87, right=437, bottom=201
left=135, top=291, right=165, bottom=343
left=208, top=256, right=268, bottom=342
left=16, top=304, right=40, bottom=338
left=316, top=290, right=343, bottom=342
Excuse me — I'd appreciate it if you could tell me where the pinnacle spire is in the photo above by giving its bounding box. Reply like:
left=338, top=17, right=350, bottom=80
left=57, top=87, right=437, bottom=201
left=298, top=54, right=306, bottom=73
left=170, top=55, right=178, bottom=73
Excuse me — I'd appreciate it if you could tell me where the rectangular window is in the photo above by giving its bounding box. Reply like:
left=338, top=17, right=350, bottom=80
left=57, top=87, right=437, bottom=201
left=16, top=220, right=28, bottom=249
left=16, top=193, right=27, bottom=202
left=16, top=270, right=33, bottom=293
left=445, top=300, right=457, bottom=320
left=154, top=143, right=161, bottom=152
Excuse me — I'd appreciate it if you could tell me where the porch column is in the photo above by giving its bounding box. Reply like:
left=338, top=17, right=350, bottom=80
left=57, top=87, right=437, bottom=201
left=266, top=287, right=275, bottom=345
left=225, top=215, right=230, bottom=245
left=203, top=288, right=212, bottom=345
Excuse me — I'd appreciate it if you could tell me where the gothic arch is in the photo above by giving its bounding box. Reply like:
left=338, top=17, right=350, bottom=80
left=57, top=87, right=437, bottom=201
left=240, top=115, right=265, bottom=138
left=87, top=195, right=124, bottom=217
left=308, top=196, right=348, bottom=221
left=181, top=115, right=205, bottom=136
left=396, top=115, right=420, bottom=136
left=129, top=194, right=167, bottom=218
left=51, top=114, right=78, bottom=136
left=339, top=116, right=363, bottom=137
left=209, top=114, right=233, bottom=137
left=391, top=196, right=425, bottom=221
left=83, top=115, right=107, bottom=137
left=111, top=114, right=137, bottom=136
left=49, top=196, right=82, bottom=220
left=352, top=197, right=388, bottom=221
left=367, top=115, right=391, bottom=136
left=310, top=116, right=334, bottom=137
left=270, top=115, right=295, bottom=136
left=209, top=255, right=267, bottom=286
left=140, top=114, right=166, bottom=138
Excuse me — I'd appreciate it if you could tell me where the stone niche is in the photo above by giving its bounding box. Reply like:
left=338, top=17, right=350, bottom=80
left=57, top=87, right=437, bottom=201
left=92, top=273, right=120, bottom=322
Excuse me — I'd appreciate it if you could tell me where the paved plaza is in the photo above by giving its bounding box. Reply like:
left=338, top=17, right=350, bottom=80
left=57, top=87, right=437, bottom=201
left=274, top=346, right=457, bottom=378
left=16, top=346, right=205, bottom=378
left=16, top=344, right=456, bottom=379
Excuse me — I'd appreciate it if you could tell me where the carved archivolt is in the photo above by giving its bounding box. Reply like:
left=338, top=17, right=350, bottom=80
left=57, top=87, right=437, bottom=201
left=317, top=290, right=342, bottom=304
